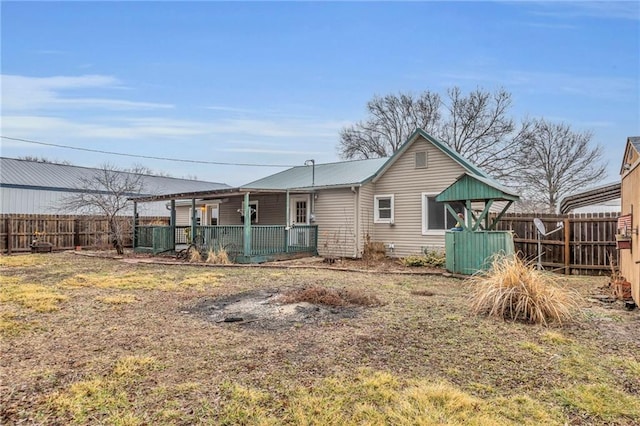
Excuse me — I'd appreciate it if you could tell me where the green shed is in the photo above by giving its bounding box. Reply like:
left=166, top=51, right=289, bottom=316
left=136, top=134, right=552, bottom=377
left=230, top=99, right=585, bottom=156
left=435, top=173, right=520, bottom=275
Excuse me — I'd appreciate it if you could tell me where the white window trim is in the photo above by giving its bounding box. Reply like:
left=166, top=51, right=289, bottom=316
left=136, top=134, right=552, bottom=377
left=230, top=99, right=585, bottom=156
left=422, top=192, right=449, bottom=236
left=374, top=194, right=395, bottom=224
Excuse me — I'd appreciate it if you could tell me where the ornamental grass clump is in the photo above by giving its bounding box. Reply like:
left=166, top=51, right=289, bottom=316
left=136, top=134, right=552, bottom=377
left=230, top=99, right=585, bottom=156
left=469, top=255, right=580, bottom=326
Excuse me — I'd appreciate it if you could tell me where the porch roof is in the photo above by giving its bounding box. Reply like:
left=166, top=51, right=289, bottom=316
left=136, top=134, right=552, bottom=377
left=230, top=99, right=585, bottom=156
left=130, top=187, right=298, bottom=203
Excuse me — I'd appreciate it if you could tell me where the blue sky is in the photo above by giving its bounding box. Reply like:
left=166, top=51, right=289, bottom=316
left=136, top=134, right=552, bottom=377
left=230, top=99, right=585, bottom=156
left=1, top=1, right=638, bottom=186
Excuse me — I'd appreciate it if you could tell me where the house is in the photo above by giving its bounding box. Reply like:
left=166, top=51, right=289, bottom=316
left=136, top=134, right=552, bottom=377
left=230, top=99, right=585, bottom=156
left=132, top=129, right=513, bottom=261
left=618, top=137, right=640, bottom=305
left=0, top=157, right=229, bottom=216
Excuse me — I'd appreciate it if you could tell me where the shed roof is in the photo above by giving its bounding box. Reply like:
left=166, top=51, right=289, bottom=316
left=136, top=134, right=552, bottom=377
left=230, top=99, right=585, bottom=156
left=0, top=157, right=229, bottom=196
left=435, top=172, right=520, bottom=203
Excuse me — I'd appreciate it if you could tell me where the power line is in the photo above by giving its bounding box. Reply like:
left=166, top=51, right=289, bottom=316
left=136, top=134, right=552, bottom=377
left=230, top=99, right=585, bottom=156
left=0, top=135, right=296, bottom=168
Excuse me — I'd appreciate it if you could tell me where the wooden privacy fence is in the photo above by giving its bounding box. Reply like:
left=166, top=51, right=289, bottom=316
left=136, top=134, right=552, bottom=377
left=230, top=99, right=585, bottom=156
left=493, top=212, right=619, bottom=275
left=1, top=214, right=169, bottom=254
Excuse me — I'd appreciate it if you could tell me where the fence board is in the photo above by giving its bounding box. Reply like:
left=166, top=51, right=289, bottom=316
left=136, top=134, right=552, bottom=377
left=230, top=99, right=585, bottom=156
left=1, top=214, right=168, bottom=253
left=493, top=212, right=618, bottom=275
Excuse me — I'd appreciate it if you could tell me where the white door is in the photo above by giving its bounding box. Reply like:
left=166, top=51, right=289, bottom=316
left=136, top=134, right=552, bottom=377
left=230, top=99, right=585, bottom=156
left=289, top=195, right=310, bottom=246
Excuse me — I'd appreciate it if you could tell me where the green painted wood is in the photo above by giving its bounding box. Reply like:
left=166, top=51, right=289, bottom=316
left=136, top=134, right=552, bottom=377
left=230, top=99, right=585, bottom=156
left=190, top=198, right=196, bottom=244
left=243, top=193, right=251, bottom=256
left=445, top=230, right=515, bottom=275
left=170, top=200, right=176, bottom=248
left=436, top=173, right=519, bottom=203
left=133, top=201, right=138, bottom=248
left=285, top=190, right=290, bottom=253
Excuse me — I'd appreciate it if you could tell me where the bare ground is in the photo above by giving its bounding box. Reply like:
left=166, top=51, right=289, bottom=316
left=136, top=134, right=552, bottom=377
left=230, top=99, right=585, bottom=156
left=1, top=252, right=639, bottom=425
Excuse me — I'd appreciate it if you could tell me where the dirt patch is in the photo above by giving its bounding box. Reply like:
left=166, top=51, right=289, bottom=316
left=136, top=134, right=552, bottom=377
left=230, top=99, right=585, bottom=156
left=186, top=288, right=363, bottom=330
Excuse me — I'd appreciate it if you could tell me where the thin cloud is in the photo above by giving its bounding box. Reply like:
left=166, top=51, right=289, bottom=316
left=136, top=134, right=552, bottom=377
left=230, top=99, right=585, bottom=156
left=524, top=1, right=640, bottom=21
left=222, top=147, right=324, bottom=155
left=437, top=69, right=637, bottom=101
left=1, top=74, right=173, bottom=111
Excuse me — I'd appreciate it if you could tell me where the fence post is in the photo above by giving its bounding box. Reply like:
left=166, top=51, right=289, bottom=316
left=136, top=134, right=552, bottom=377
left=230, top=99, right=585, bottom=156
left=563, top=218, right=571, bottom=274
left=73, top=218, right=80, bottom=248
left=6, top=217, right=12, bottom=255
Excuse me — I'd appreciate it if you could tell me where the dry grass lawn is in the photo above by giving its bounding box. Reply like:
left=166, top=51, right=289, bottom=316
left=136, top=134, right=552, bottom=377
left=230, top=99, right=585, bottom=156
left=1, top=252, right=639, bottom=425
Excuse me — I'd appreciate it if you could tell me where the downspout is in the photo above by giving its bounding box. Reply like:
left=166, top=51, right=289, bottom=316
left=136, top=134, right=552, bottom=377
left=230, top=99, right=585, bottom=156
left=352, top=186, right=359, bottom=258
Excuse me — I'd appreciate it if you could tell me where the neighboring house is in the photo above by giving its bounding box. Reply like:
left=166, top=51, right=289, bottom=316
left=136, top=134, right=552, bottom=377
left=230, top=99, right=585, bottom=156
left=136, top=129, right=513, bottom=260
left=0, top=157, right=229, bottom=216
left=618, top=137, right=640, bottom=305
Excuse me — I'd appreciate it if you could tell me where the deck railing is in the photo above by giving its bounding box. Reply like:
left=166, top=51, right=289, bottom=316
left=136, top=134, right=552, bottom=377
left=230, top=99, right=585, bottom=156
left=135, top=224, right=318, bottom=258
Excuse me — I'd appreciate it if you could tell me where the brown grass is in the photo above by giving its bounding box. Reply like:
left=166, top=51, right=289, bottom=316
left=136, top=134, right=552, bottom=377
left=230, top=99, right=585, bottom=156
left=279, top=285, right=381, bottom=307
left=469, top=255, right=580, bottom=326
left=206, top=248, right=231, bottom=264
left=411, top=289, right=435, bottom=297
left=2, top=253, right=638, bottom=426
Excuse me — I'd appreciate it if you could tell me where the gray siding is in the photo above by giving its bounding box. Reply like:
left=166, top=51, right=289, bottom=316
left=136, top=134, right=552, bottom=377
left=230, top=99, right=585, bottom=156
left=1, top=187, right=168, bottom=216
left=315, top=188, right=357, bottom=258
left=372, top=136, right=467, bottom=257
left=219, top=194, right=286, bottom=225
left=357, top=183, right=375, bottom=256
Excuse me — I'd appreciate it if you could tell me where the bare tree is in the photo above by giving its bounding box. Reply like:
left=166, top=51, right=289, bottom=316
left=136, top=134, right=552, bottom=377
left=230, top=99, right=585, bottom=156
left=339, top=92, right=441, bottom=159
left=439, top=87, right=531, bottom=179
left=514, top=119, right=607, bottom=213
left=18, top=156, right=72, bottom=165
left=338, top=87, right=530, bottom=179
left=60, top=164, right=146, bottom=254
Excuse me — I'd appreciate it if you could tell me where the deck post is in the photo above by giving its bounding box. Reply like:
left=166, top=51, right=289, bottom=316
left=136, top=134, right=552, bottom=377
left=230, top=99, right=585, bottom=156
left=285, top=190, right=290, bottom=253
left=133, top=201, right=138, bottom=249
left=191, top=198, right=196, bottom=243
left=170, top=200, right=176, bottom=250
left=243, top=192, right=251, bottom=256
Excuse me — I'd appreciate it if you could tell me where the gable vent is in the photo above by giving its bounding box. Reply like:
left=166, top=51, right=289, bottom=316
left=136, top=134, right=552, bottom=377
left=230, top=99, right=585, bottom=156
left=415, top=151, right=427, bottom=168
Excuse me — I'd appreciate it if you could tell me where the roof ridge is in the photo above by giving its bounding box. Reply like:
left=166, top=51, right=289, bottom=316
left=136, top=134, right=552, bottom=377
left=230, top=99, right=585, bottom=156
left=0, top=156, right=225, bottom=185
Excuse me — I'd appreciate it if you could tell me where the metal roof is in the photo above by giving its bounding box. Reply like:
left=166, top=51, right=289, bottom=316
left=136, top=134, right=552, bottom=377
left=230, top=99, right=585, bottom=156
left=435, top=172, right=520, bottom=203
left=0, top=157, right=229, bottom=196
left=629, top=136, right=640, bottom=152
left=559, top=182, right=621, bottom=214
left=243, top=157, right=388, bottom=190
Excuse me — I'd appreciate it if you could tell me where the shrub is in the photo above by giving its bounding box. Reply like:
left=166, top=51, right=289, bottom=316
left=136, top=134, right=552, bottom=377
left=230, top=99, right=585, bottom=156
left=402, top=250, right=445, bottom=268
left=362, top=234, right=386, bottom=263
left=279, top=286, right=381, bottom=307
left=188, top=247, right=202, bottom=263
left=469, top=254, right=580, bottom=326
left=206, top=248, right=231, bottom=265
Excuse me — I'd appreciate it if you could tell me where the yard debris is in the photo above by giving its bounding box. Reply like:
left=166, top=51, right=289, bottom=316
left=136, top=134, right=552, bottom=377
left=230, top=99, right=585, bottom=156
left=187, top=288, right=365, bottom=330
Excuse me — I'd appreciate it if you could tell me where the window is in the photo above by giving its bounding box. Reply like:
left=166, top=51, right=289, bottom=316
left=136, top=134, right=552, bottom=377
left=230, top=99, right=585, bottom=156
left=374, top=195, right=395, bottom=223
left=421, top=193, right=465, bottom=234
left=415, top=151, right=427, bottom=168
left=240, top=200, right=259, bottom=224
